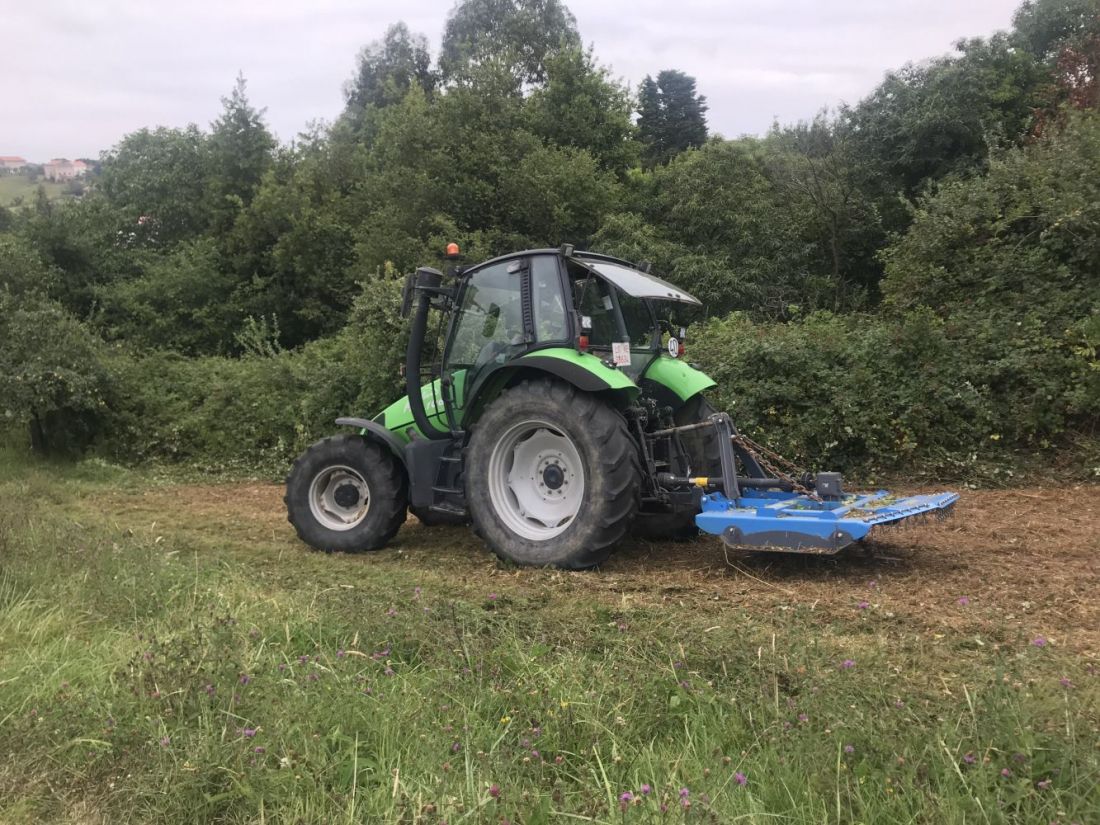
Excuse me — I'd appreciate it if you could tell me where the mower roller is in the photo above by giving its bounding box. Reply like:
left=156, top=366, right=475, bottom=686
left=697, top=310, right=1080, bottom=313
left=285, top=245, right=957, bottom=568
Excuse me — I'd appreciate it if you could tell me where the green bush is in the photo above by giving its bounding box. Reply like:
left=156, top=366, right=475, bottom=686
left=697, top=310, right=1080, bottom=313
left=97, top=275, right=407, bottom=473
left=692, top=308, right=1097, bottom=479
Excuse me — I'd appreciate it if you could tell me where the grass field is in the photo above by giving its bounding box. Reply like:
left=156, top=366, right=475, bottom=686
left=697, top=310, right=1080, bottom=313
left=0, top=448, right=1096, bottom=823
left=0, top=175, right=70, bottom=207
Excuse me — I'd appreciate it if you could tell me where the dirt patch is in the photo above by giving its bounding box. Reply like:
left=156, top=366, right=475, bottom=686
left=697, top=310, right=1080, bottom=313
left=93, top=483, right=1100, bottom=653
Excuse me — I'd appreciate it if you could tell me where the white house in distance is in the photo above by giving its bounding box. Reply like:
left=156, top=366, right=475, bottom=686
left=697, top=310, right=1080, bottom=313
left=0, top=156, right=27, bottom=172
left=43, top=158, right=88, bottom=181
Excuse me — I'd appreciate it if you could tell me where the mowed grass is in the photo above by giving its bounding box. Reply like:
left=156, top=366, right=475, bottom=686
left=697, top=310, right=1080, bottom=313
left=0, top=175, right=69, bottom=207
left=0, top=450, right=1096, bottom=824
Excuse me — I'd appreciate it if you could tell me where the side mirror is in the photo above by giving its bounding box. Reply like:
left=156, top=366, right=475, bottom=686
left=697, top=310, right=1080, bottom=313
left=482, top=303, right=501, bottom=338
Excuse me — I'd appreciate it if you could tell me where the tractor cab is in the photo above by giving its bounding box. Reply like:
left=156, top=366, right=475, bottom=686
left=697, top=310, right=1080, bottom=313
left=429, top=247, right=704, bottom=428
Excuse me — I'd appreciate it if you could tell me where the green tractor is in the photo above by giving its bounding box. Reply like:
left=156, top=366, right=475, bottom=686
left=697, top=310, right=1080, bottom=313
left=285, top=245, right=958, bottom=568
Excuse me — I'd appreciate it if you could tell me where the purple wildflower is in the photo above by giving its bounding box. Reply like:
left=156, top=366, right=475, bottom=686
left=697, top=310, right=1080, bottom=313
left=488, top=783, right=501, bottom=798
left=452, top=742, right=462, bottom=752
left=1032, top=636, right=1047, bottom=648
left=488, top=593, right=499, bottom=601
left=857, top=601, right=870, bottom=610
left=619, top=792, right=633, bottom=810
left=868, top=580, right=878, bottom=588
left=1001, top=768, right=1012, bottom=778
left=413, top=586, right=422, bottom=598
left=679, top=787, right=690, bottom=799
left=159, top=736, right=170, bottom=747
left=242, top=728, right=257, bottom=738
left=734, top=771, right=748, bottom=786
left=307, top=672, right=319, bottom=682
left=640, top=783, right=652, bottom=795
left=239, top=674, right=251, bottom=685
left=204, top=684, right=216, bottom=696
left=1059, top=677, right=1074, bottom=688
left=963, top=753, right=977, bottom=765
left=298, top=655, right=309, bottom=664
left=844, top=744, right=855, bottom=754
left=798, top=713, right=809, bottom=723
left=841, top=659, right=855, bottom=669
left=254, top=746, right=265, bottom=754
left=384, top=667, right=395, bottom=677
left=336, top=649, right=345, bottom=658
left=386, top=606, right=397, bottom=617
left=957, top=596, right=970, bottom=606
left=1036, top=779, right=1052, bottom=790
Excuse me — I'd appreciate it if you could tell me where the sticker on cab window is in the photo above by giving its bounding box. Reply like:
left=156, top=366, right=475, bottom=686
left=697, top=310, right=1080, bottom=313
left=612, top=342, right=631, bottom=367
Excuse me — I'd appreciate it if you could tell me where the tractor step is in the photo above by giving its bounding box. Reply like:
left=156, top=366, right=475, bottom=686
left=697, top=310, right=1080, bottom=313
left=695, top=489, right=959, bottom=555
left=431, top=485, right=463, bottom=495
left=429, top=503, right=467, bottom=517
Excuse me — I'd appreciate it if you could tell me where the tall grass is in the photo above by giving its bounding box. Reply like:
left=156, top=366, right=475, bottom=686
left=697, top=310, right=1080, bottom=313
left=0, top=457, right=1096, bottom=823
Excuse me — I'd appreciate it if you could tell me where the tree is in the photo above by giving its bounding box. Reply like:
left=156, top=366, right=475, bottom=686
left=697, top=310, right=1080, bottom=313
left=764, top=116, right=884, bottom=309
left=439, top=0, right=580, bottom=86
left=1012, top=0, right=1100, bottom=59
left=523, top=46, right=638, bottom=176
left=98, top=125, right=212, bottom=245
left=207, top=73, right=277, bottom=230
left=0, top=281, right=111, bottom=455
left=637, top=69, right=708, bottom=167
left=343, top=22, right=436, bottom=135
left=841, top=34, right=1045, bottom=197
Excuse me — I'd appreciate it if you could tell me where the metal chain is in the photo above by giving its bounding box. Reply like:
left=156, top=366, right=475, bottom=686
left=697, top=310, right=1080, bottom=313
left=731, top=433, right=822, bottom=501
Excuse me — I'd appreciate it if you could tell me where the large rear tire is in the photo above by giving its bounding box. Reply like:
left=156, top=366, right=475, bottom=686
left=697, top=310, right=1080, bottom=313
left=285, top=435, right=407, bottom=552
left=465, top=379, right=640, bottom=569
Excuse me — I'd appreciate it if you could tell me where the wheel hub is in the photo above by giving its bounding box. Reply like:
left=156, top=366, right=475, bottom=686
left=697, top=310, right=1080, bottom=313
left=307, top=465, right=371, bottom=531
left=488, top=420, right=586, bottom=541
left=541, top=463, right=564, bottom=490
left=333, top=483, right=361, bottom=508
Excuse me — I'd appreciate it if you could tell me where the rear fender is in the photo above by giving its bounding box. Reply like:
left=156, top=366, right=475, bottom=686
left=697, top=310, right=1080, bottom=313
left=335, top=418, right=408, bottom=470
left=463, top=348, right=640, bottom=425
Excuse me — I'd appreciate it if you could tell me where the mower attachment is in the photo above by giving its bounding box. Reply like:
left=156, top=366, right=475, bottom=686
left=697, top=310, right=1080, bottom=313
left=695, top=488, right=960, bottom=554
left=674, top=412, right=959, bottom=554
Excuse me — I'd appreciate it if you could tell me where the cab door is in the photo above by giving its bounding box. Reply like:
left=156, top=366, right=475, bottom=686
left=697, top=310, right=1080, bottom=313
left=441, top=259, right=528, bottom=420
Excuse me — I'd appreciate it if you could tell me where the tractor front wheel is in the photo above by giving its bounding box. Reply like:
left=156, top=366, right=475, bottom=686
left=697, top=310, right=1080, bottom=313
left=466, top=379, right=640, bottom=569
left=285, top=434, right=407, bottom=552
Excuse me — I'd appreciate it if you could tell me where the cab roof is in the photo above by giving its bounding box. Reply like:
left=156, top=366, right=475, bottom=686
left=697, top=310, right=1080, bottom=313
left=464, top=248, right=701, bottom=306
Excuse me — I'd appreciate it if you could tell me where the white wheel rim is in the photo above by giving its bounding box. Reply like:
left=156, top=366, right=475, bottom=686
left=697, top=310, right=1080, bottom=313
left=487, top=419, right=585, bottom=541
left=308, top=464, right=370, bottom=531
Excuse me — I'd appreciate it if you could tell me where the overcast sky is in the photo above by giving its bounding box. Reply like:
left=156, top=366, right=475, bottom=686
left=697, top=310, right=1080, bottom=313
left=4, top=0, right=1024, bottom=161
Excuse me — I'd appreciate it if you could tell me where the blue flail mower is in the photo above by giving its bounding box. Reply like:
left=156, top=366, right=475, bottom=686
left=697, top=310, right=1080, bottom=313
left=695, top=488, right=960, bottom=554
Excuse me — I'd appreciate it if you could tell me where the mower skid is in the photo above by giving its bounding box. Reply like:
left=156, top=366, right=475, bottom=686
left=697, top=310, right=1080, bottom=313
left=695, top=489, right=959, bottom=554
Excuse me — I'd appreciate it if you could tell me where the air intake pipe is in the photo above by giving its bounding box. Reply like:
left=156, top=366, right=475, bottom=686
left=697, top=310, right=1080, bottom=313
left=405, top=267, right=450, bottom=440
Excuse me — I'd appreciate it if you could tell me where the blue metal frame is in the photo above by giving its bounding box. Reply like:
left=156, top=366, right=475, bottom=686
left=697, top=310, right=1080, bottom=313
left=695, top=488, right=960, bottom=554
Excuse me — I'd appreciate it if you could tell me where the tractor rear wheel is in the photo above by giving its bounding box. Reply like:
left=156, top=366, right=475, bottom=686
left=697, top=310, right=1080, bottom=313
left=285, top=434, right=407, bottom=552
left=465, top=379, right=640, bottom=569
